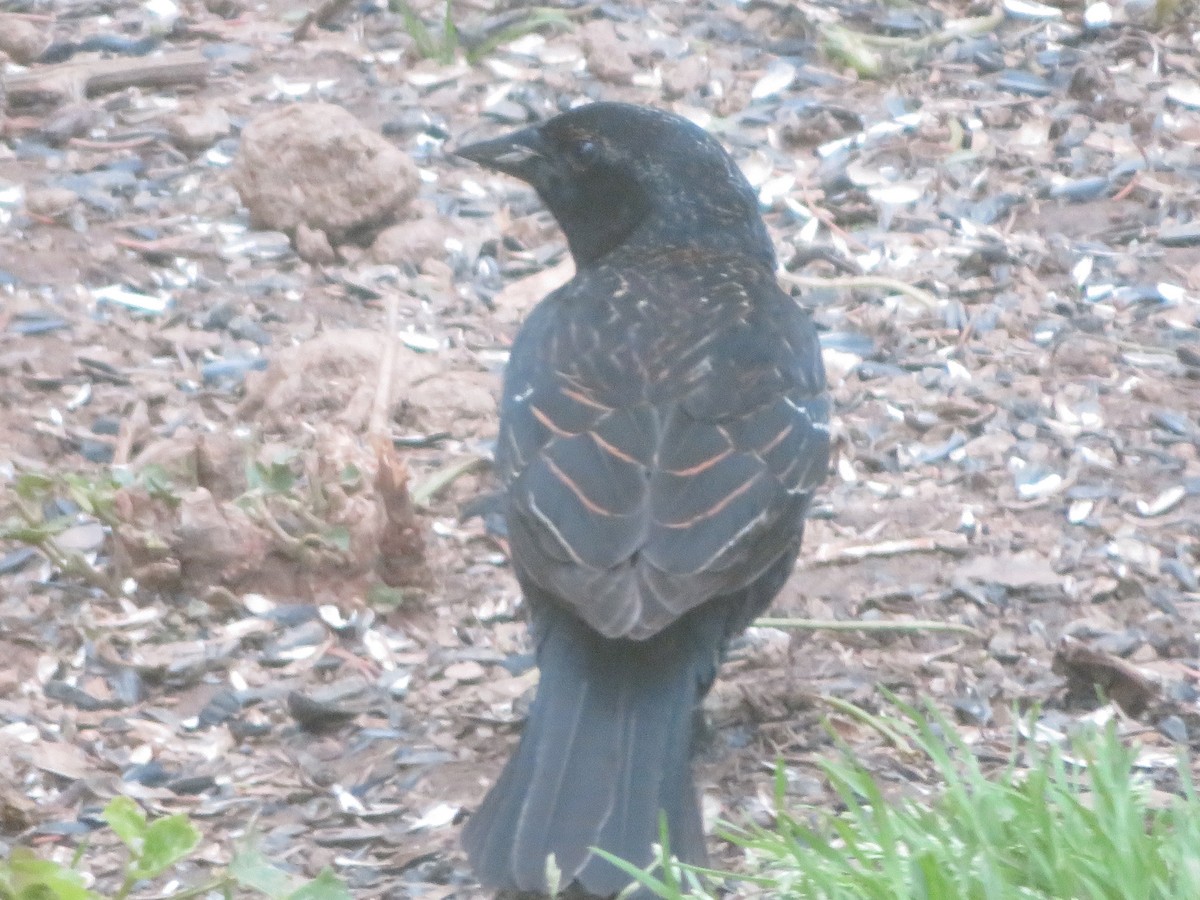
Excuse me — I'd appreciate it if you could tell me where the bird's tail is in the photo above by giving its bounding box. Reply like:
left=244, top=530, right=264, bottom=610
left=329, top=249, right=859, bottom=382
left=463, top=603, right=717, bottom=896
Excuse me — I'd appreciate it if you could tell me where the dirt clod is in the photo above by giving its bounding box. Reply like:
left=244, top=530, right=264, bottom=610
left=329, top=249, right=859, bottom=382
left=167, top=101, right=232, bottom=153
left=0, top=15, right=48, bottom=64
left=230, top=102, right=419, bottom=245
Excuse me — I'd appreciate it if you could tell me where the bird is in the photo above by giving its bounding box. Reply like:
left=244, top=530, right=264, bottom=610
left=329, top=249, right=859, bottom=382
left=455, top=102, right=830, bottom=897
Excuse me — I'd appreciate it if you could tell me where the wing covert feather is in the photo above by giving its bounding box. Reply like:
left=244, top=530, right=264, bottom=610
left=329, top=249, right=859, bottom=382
left=498, top=258, right=830, bottom=639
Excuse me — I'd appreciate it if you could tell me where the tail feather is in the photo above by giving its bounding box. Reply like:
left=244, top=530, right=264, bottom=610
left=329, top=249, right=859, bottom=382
left=512, top=634, right=624, bottom=888
left=463, top=603, right=715, bottom=896
left=578, top=641, right=704, bottom=892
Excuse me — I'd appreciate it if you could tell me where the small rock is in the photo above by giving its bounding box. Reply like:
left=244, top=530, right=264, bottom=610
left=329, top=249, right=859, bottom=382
left=0, top=14, right=49, bottom=64
left=444, top=661, right=486, bottom=683
left=167, top=102, right=231, bottom=153
left=663, top=56, right=709, bottom=98
left=227, top=315, right=272, bottom=346
left=202, top=301, right=238, bottom=330
left=55, top=521, right=106, bottom=553
left=370, top=217, right=455, bottom=268
left=987, top=631, right=1021, bottom=663
left=580, top=20, right=636, bottom=84
left=1068, top=63, right=1113, bottom=103
left=287, top=691, right=357, bottom=730
left=294, top=222, right=336, bottom=265
left=167, top=775, right=217, bottom=795
left=24, top=186, right=79, bottom=220
left=204, top=0, right=244, bottom=16
left=1053, top=637, right=1158, bottom=715
left=39, top=103, right=102, bottom=146
left=230, top=102, right=419, bottom=245
left=1157, top=715, right=1188, bottom=744
left=958, top=552, right=1060, bottom=591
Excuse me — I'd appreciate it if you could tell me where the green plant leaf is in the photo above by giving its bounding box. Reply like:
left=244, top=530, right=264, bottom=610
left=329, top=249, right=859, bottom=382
left=229, top=845, right=299, bottom=898
left=1, top=522, right=58, bottom=543
left=285, top=869, right=352, bottom=900
left=245, top=459, right=266, bottom=491
left=367, top=582, right=424, bottom=608
left=391, top=0, right=438, bottom=59
left=110, top=467, right=136, bottom=487
left=246, top=458, right=297, bottom=495
left=130, top=814, right=200, bottom=880
left=588, top=849, right=673, bottom=896
left=63, top=477, right=103, bottom=518
left=13, top=473, right=54, bottom=500
left=323, top=525, right=351, bottom=552
left=102, top=796, right=147, bottom=853
left=440, top=0, right=457, bottom=63
left=138, top=464, right=179, bottom=500
left=1, top=849, right=97, bottom=900
left=465, top=8, right=571, bottom=64
left=821, top=24, right=883, bottom=78
left=266, top=468, right=294, bottom=493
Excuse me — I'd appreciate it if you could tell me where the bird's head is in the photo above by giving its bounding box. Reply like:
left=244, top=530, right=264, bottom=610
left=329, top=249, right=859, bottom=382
left=455, top=102, right=774, bottom=269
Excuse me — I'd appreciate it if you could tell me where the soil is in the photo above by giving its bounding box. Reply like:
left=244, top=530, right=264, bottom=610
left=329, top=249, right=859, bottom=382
left=1, top=1, right=1199, bottom=897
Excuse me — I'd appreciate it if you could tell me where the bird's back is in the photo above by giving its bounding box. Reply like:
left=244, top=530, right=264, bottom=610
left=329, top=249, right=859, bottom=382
left=498, top=248, right=829, bottom=642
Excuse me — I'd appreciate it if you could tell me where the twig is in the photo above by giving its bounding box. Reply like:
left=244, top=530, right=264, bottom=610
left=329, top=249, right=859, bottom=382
left=245, top=495, right=308, bottom=560
left=755, top=617, right=981, bottom=638
left=819, top=695, right=916, bottom=754
left=411, top=455, right=490, bottom=508
left=792, top=185, right=870, bottom=253
left=114, top=234, right=213, bottom=259
left=820, top=12, right=1004, bottom=77
left=5, top=49, right=209, bottom=105
left=370, top=293, right=400, bottom=438
left=1110, top=172, right=1140, bottom=202
left=113, top=399, right=148, bottom=467
left=779, top=270, right=939, bottom=309
left=803, top=532, right=969, bottom=566
left=368, top=293, right=435, bottom=584
left=67, top=135, right=158, bottom=151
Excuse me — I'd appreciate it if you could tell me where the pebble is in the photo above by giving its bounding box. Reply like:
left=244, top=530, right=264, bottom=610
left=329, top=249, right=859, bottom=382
left=443, top=661, right=487, bottom=683
left=168, top=103, right=232, bottom=153
left=0, top=14, right=48, bottom=63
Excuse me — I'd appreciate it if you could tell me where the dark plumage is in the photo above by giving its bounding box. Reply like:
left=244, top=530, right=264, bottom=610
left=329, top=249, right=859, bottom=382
left=456, top=102, right=830, bottom=897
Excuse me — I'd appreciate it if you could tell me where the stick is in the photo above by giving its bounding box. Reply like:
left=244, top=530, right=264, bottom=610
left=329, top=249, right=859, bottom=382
left=803, top=533, right=969, bottom=566
left=780, top=270, right=939, bottom=309
left=67, top=135, right=158, bottom=151
left=755, top=617, right=981, bottom=638
left=370, top=293, right=400, bottom=438
left=410, top=455, right=490, bottom=508
left=112, top=399, right=148, bottom=467
left=818, top=695, right=916, bottom=753
left=114, top=235, right=213, bottom=259
left=5, top=50, right=209, bottom=105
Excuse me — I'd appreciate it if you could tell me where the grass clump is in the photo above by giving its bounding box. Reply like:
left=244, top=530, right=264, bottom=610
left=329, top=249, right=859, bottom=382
left=606, top=697, right=1200, bottom=899
left=390, top=0, right=570, bottom=65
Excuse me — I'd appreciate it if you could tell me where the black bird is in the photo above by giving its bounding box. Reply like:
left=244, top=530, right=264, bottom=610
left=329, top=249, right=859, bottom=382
left=456, top=102, right=830, bottom=897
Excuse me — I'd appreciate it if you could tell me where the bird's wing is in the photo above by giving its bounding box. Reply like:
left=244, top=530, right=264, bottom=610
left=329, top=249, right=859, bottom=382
left=498, top=270, right=830, bottom=640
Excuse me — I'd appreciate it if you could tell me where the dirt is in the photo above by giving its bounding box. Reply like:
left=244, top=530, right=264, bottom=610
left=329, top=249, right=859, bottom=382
left=2, top=0, right=1200, bottom=897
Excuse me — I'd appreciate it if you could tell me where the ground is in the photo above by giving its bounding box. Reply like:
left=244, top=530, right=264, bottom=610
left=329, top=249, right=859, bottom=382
left=1, top=0, right=1200, bottom=897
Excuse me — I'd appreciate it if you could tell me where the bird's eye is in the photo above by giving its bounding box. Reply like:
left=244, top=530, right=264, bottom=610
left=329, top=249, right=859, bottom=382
left=573, top=139, right=598, bottom=163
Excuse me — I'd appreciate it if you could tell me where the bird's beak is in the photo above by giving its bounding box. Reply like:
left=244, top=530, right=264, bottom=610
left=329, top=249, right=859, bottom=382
left=454, top=124, right=547, bottom=181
